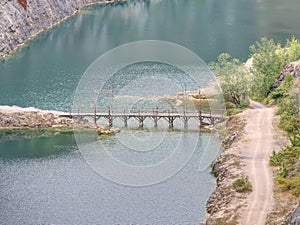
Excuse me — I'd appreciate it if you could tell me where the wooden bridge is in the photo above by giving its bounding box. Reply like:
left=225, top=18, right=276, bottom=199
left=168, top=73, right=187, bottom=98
left=59, top=108, right=224, bottom=129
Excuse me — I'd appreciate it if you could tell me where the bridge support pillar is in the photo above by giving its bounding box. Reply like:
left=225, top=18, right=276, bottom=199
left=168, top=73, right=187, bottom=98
left=138, top=117, right=145, bottom=128
left=168, top=117, right=175, bottom=129
left=124, top=117, right=128, bottom=127
left=199, top=110, right=203, bottom=127
left=108, top=116, right=113, bottom=127
left=183, top=116, right=188, bottom=128
left=153, top=116, right=158, bottom=128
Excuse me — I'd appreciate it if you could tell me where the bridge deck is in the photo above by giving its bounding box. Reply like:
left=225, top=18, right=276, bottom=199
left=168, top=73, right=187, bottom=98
left=59, top=112, right=223, bottom=119
left=59, top=110, right=224, bottom=128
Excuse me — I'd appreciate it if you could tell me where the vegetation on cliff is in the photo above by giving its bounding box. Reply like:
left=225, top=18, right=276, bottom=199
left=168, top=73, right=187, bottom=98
left=269, top=74, right=300, bottom=196
left=208, top=37, right=300, bottom=223
left=209, top=53, right=251, bottom=108
left=210, top=37, right=300, bottom=110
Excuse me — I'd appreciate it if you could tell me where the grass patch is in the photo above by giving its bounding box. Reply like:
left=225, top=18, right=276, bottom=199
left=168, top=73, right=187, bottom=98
left=226, top=107, right=242, bottom=116
left=214, top=218, right=237, bottom=225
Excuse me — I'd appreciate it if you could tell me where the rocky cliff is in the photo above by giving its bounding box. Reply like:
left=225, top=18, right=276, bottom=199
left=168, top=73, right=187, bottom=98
left=290, top=201, right=300, bottom=225
left=0, top=0, right=112, bottom=58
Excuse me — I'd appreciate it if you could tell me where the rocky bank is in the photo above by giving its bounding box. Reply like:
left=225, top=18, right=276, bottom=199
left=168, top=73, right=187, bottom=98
left=0, top=0, right=119, bottom=58
left=0, top=105, right=72, bottom=129
left=202, top=114, right=248, bottom=224
left=203, top=61, right=300, bottom=225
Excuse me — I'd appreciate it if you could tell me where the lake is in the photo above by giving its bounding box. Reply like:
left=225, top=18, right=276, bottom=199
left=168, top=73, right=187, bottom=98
left=1, top=0, right=300, bottom=224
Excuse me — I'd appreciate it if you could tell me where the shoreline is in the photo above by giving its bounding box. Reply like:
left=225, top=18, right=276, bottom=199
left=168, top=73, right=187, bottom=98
left=203, top=103, right=291, bottom=224
left=202, top=111, right=248, bottom=224
left=0, top=0, right=124, bottom=60
left=0, top=105, right=73, bottom=130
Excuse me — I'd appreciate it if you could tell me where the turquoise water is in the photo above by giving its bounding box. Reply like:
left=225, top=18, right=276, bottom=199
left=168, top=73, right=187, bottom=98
left=1, top=0, right=300, bottom=224
left=1, top=0, right=300, bottom=111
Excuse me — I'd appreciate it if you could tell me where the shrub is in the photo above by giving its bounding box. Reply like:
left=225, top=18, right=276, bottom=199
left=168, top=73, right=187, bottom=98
left=232, top=177, right=252, bottom=192
left=286, top=36, right=300, bottom=62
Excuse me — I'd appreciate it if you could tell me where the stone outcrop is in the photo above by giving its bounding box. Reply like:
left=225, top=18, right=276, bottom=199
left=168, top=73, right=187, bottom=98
left=17, top=0, right=27, bottom=10
left=96, top=126, right=120, bottom=135
left=0, top=106, right=72, bottom=129
left=290, top=201, right=300, bottom=225
left=278, top=60, right=300, bottom=82
left=0, top=0, right=115, bottom=58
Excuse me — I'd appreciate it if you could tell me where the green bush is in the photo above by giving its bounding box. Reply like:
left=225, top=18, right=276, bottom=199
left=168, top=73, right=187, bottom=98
left=286, top=37, right=300, bottom=62
left=275, top=173, right=300, bottom=196
left=232, top=177, right=252, bottom=193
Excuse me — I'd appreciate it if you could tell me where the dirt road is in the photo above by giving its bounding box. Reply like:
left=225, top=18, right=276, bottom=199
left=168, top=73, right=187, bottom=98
left=240, top=102, right=275, bottom=225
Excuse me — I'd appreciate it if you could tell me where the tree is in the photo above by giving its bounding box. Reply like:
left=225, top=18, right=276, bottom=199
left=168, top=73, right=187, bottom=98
left=210, top=53, right=252, bottom=107
left=286, top=37, right=300, bottom=62
left=250, top=38, right=287, bottom=100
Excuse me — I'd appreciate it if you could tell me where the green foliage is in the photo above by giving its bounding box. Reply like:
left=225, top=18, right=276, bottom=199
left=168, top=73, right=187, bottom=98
left=270, top=146, right=300, bottom=170
left=278, top=95, right=300, bottom=145
left=286, top=36, right=300, bottom=62
left=210, top=53, right=251, bottom=107
left=269, top=73, right=294, bottom=100
left=269, top=72, right=300, bottom=196
left=250, top=38, right=287, bottom=100
left=276, top=173, right=300, bottom=196
left=232, top=177, right=252, bottom=193
left=226, top=108, right=242, bottom=116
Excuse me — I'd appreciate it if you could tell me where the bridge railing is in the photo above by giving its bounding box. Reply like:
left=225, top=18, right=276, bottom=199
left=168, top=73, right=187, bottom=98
left=66, top=107, right=226, bottom=117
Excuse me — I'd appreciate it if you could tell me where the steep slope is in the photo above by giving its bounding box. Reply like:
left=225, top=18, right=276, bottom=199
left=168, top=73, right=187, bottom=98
left=0, top=0, right=114, bottom=58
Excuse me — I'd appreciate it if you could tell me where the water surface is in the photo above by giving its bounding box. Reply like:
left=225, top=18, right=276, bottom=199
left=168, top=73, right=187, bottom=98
left=1, top=0, right=300, bottom=224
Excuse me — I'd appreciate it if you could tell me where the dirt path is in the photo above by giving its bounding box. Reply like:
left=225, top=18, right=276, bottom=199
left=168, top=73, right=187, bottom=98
left=239, top=102, right=275, bottom=225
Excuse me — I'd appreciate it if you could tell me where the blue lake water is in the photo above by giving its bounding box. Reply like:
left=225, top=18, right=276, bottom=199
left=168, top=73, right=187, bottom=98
left=1, top=0, right=300, bottom=224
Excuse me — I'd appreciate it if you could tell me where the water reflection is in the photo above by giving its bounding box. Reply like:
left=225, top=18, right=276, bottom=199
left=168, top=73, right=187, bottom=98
left=1, top=0, right=300, bottom=110
left=0, top=130, right=76, bottom=159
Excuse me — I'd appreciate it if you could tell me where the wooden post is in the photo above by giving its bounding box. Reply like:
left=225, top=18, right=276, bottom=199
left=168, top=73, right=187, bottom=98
left=94, top=90, right=97, bottom=126
left=124, top=117, right=128, bottom=127
left=199, top=89, right=203, bottom=127
left=169, top=116, right=174, bottom=129
left=111, top=88, right=114, bottom=114
left=123, top=109, right=128, bottom=127
left=184, top=83, right=187, bottom=116
left=154, top=116, right=158, bottom=128
left=108, top=106, right=113, bottom=127
left=138, top=116, right=144, bottom=128
left=199, top=110, right=203, bottom=127
left=184, top=116, right=188, bottom=128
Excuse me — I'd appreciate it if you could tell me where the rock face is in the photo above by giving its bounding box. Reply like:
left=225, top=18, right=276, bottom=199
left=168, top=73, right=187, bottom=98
left=202, top=115, right=248, bottom=224
left=17, top=0, right=27, bottom=10
left=0, top=0, right=110, bottom=58
left=290, top=201, right=300, bottom=225
left=278, top=60, right=300, bottom=82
